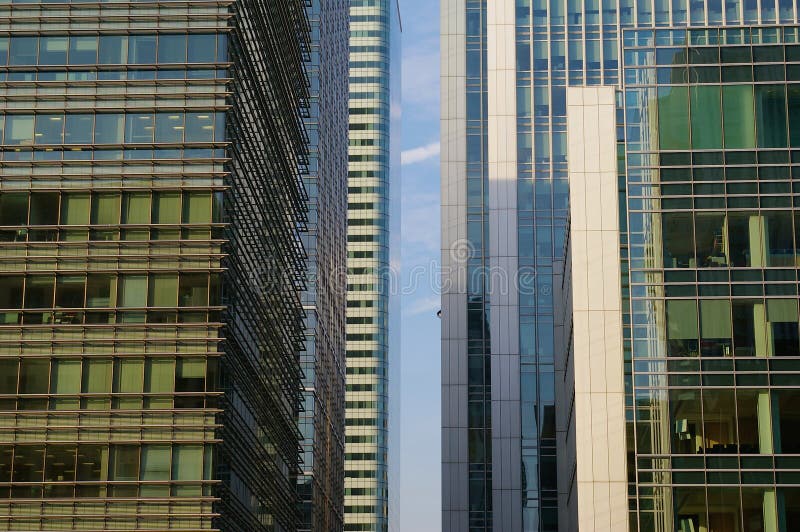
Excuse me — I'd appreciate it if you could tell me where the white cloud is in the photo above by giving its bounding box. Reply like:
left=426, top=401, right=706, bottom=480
left=403, top=295, right=441, bottom=317
left=401, top=141, right=440, bottom=166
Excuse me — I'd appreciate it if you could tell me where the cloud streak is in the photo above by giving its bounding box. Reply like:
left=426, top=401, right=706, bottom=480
left=401, top=141, right=440, bottom=165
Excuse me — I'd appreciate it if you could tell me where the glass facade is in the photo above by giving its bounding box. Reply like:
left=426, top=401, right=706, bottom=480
left=345, top=0, right=398, bottom=530
left=0, top=0, right=321, bottom=530
left=622, top=25, right=800, bottom=531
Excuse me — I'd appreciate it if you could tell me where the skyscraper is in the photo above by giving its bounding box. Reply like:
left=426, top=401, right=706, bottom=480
left=299, top=0, right=350, bottom=530
left=557, top=25, right=800, bottom=531
left=0, top=0, right=342, bottom=530
left=441, top=1, right=800, bottom=532
left=345, top=1, right=400, bottom=531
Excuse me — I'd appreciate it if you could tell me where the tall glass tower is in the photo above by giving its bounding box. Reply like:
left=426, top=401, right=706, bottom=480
left=345, top=0, right=400, bottom=531
left=442, top=1, right=800, bottom=532
left=0, top=0, right=343, bottom=530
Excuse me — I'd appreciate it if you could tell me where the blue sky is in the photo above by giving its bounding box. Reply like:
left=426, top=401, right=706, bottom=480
left=398, top=0, right=441, bottom=529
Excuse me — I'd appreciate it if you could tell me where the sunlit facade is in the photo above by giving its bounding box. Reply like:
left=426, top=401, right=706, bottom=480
left=0, top=0, right=314, bottom=530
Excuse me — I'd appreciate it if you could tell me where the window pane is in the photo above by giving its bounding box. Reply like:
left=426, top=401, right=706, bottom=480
left=9, top=37, right=37, bottom=66
left=64, top=114, right=94, bottom=144
left=667, top=299, right=698, bottom=356
left=38, top=36, right=68, bottom=65
left=110, top=446, right=139, bottom=481
left=99, top=36, right=128, bottom=65
left=51, top=359, right=81, bottom=395
left=82, top=359, right=112, bottom=394
left=183, top=192, right=211, bottom=223
left=55, top=275, right=85, bottom=308
left=0, top=277, right=23, bottom=325
left=5, top=115, right=34, bottom=146
left=13, top=445, right=45, bottom=482
left=128, top=35, right=156, bottom=64
left=766, top=212, right=794, bottom=266
left=694, top=213, right=727, bottom=267
left=94, top=114, right=124, bottom=144
left=670, top=389, right=702, bottom=453
left=187, top=34, right=216, bottom=63
left=149, top=274, right=178, bottom=307
left=29, top=192, right=59, bottom=225
left=145, top=358, right=174, bottom=393
left=658, top=86, right=690, bottom=150
left=45, top=445, right=76, bottom=483
left=61, top=193, right=90, bottom=225
left=25, top=275, right=55, bottom=308
left=700, top=299, right=732, bottom=356
left=19, top=358, right=50, bottom=394
left=702, top=389, right=737, bottom=451
left=690, top=86, right=722, bottom=149
left=76, top=445, right=107, bottom=482
left=157, top=35, right=186, bottom=63
left=34, top=114, right=64, bottom=144
left=122, top=193, right=151, bottom=224
left=789, top=85, right=800, bottom=147
left=776, top=390, right=800, bottom=453
left=0, top=193, right=28, bottom=226
left=663, top=213, right=695, bottom=268
left=155, top=113, right=184, bottom=143
left=140, top=445, right=171, bottom=481
left=125, top=114, right=154, bottom=143
left=68, top=36, right=98, bottom=65
left=114, top=358, right=143, bottom=393
left=153, top=192, right=181, bottom=224
left=176, top=358, right=205, bottom=392
left=119, top=275, right=147, bottom=307
left=723, top=84, right=756, bottom=148
left=86, top=274, right=116, bottom=308
left=172, top=445, right=202, bottom=481
left=91, top=193, right=121, bottom=225
left=185, top=113, right=214, bottom=142
left=179, top=274, right=208, bottom=307
left=755, top=84, right=788, bottom=148
left=0, top=360, right=18, bottom=394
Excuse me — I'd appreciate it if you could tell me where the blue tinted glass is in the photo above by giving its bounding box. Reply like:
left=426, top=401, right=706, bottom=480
left=94, top=114, right=124, bottom=144
left=69, top=36, right=98, bottom=65
left=157, top=35, right=186, bottom=63
left=34, top=115, right=65, bottom=145
left=64, top=115, right=94, bottom=144
left=125, top=114, right=154, bottom=143
left=38, top=37, right=68, bottom=65
left=5, top=116, right=34, bottom=146
left=9, top=37, right=37, bottom=66
left=128, top=35, right=156, bottom=64
left=185, top=113, right=213, bottom=142
left=99, top=36, right=127, bottom=64
left=187, top=34, right=217, bottom=63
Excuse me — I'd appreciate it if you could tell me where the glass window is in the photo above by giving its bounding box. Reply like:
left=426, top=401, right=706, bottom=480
left=667, top=299, right=698, bottom=357
left=19, top=358, right=49, bottom=394
left=5, top=115, right=34, bottom=146
left=86, top=274, right=115, bottom=308
left=99, top=36, right=127, bottom=64
left=700, top=299, right=732, bottom=356
left=64, top=114, right=94, bottom=144
left=663, top=213, right=695, bottom=268
left=25, top=275, right=54, bottom=309
left=119, top=275, right=146, bottom=308
left=109, top=446, right=139, bottom=481
left=125, top=114, right=154, bottom=143
left=158, top=34, right=186, bottom=63
left=144, top=358, right=174, bottom=393
left=702, top=389, right=737, bottom=452
left=38, top=36, right=68, bottom=65
left=185, top=113, right=214, bottom=142
left=172, top=445, right=202, bottom=481
left=732, top=300, right=769, bottom=357
left=670, top=389, right=703, bottom=453
left=766, top=212, right=794, bottom=266
left=0, top=37, right=8, bottom=65
left=45, top=445, right=76, bottom=484
left=723, top=84, right=756, bottom=148
left=694, top=213, right=727, bottom=267
left=153, top=192, right=181, bottom=224
left=29, top=192, right=59, bottom=225
left=76, top=445, right=107, bottom=483
left=187, top=34, right=216, bottom=63
left=768, top=299, right=800, bottom=356
left=94, top=114, right=124, bottom=144
left=128, top=35, right=156, bottom=64
left=0, top=277, right=23, bottom=324
left=179, top=274, right=208, bottom=307
left=55, top=275, right=85, bottom=308
left=51, top=359, right=81, bottom=395
left=183, top=192, right=211, bottom=224
left=122, top=193, right=151, bottom=224
left=149, top=274, right=178, bottom=307
left=91, top=193, right=121, bottom=225
left=789, top=86, right=800, bottom=147
left=657, top=86, right=689, bottom=150
left=776, top=390, right=800, bottom=453
left=114, top=358, right=143, bottom=393
left=176, top=358, right=205, bottom=392
left=69, top=36, right=98, bottom=64
left=690, top=86, right=722, bottom=149
left=0, top=359, right=18, bottom=394
left=61, top=193, right=90, bottom=225
left=0, top=193, right=28, bottom=226
left=155, top=113, right=184, bottom=143
left=34, top=114, right=64, bottom=144
left=13, top=445, right=45, bottom=482
left=140, top=445, right=171, bottom=481
left=755, top=84, right=788, bottom=148
left=728, top=213, right=762, bottom=267
left=9, top=37, right=37, bottom=66
left=82, top=359, right=111, bottom=394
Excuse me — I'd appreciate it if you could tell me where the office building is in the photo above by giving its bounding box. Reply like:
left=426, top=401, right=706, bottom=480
left=346, top=0, right=400, bottom=530
left=557, top=26, right=800, bottom=531
left=441, top=2, right=800, bottom=532
left=0, top=0, right=337, bottom=530
left=299, top=0, right=350, bottom=530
